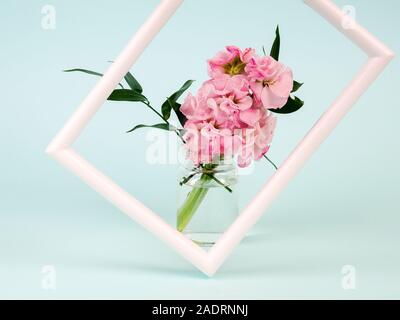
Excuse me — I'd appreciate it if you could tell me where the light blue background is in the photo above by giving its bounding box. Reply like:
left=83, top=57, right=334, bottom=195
left=0, top=0, right=399, bottom=299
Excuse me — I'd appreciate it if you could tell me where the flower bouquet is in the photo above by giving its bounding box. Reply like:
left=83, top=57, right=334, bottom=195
left=65, top=26, right=304, bottom=246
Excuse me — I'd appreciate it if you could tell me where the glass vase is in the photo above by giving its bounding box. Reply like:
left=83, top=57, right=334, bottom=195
left=177, top=160, right=238, bottom=247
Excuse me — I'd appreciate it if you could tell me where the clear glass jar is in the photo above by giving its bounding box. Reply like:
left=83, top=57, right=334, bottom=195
left=177, top=160, right=238, bottom=247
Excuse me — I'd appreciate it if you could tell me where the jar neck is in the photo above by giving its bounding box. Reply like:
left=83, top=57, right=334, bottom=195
left=182, top=159, right=236, bottom=175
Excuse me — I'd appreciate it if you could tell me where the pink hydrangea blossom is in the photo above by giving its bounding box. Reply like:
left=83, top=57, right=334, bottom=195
left=181, top=74, right=276, bottom=167
left=182, top=75, right=254, bottom=129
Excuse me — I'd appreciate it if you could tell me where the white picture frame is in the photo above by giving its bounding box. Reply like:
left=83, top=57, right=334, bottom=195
left=46, top=0, right=394, bottom=276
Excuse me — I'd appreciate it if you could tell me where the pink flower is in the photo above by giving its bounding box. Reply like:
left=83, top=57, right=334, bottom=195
left=180, top=93, right=213, bottom=122
left=237, top=110, right=277, bottom=167
left=239, top=108, right=261, bottom=127
left=183, top=121, right=242, bottom=165
left=181, top=75, right=255, bottom=131
left=245, top=55, right=280, bottom=82
left=180, top=46, right=284, bottom=167
left=246, top=56, right=293, bottom=110
left=181, top=82, right=276, bottom=167
left=253, top=110, right=277, bottom=160
left=208, top=46, right=256, bottom=78
left=241, top=48, right=256, bottom=63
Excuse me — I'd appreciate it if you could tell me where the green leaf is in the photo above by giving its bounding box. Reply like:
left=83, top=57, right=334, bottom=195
left=64, top=68, right=124, bottom=89
left=108, top=89, right=147, bottom=102
left=161, top=80, right=194, bottom=123
left=161, top=99, right=173, bottom=121
left=269, top=96, right=304, bottom=114
left=262, top=46, right=267, bottom=56
left=270, top=25, right=280, bottom=61
left=107, top=61, right=142, bottom=92
left=170, top=80, right=195, bottom=103
left=126, top=123, right=178, bottom=133
left=124, top=71, right=143, bottom=93
left=292, top=81, right=303, bottom=93
left=162, top=99, right=188, bottom=125
left=171, top=101, right=188, bottom=127
left=64, top=68, right=103, bottom=77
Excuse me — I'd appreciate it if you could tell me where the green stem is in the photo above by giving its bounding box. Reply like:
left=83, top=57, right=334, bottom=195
left=263, top=154, right=278, bottom=170
left=177, top=173, right=211, bottom=232
left=142, top=100, right=186, bottom=144
left=143, top=100, right=167, bottom=123
left=205, top=173, right=232, bottom=193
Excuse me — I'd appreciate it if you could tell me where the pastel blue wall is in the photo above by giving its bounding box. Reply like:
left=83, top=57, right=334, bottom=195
left=0, top=0, right=399, bottom=299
